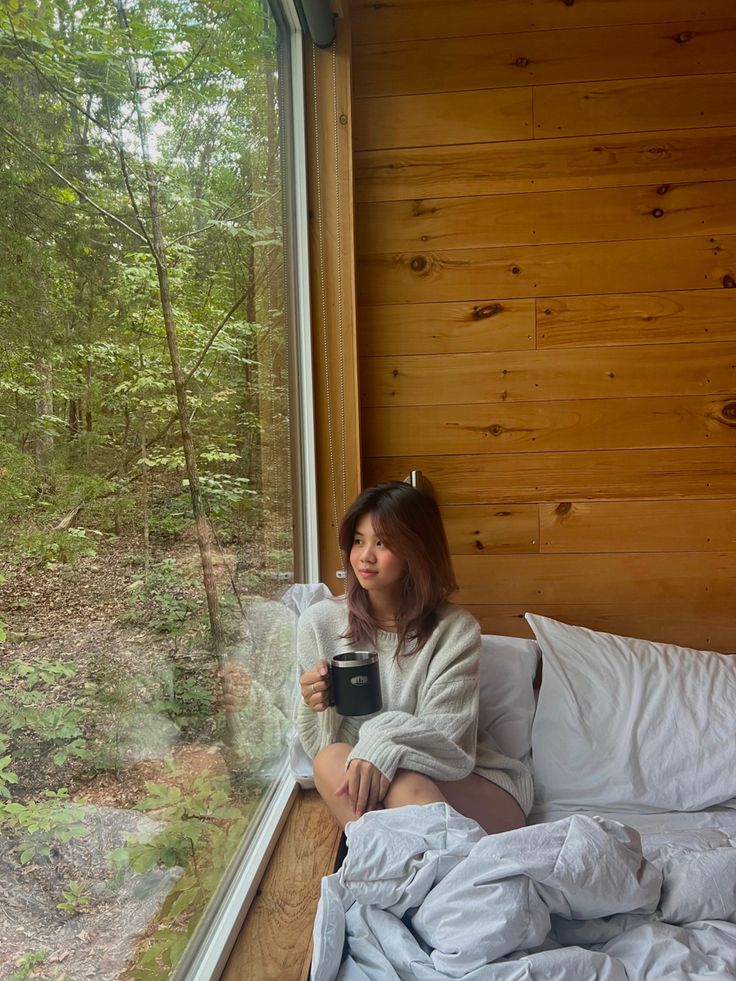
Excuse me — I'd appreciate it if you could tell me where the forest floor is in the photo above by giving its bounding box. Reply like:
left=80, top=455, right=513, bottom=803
left=0, top=529, right=288, bottom=981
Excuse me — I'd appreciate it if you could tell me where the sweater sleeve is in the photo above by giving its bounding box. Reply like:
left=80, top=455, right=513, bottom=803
left=294, top=605, right=343, bottom=759
left=346, top=615, right=481, bottom=783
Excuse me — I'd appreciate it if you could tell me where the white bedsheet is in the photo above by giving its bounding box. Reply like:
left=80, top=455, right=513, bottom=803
left=311, top=803, right=736, bottom=980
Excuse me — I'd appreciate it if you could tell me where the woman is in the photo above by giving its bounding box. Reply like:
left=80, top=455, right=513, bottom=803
left=297, top=481, right=533, bottom=834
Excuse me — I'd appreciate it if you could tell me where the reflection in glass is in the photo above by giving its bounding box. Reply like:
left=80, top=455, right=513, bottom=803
left=0, top=0, right=295, bottom=975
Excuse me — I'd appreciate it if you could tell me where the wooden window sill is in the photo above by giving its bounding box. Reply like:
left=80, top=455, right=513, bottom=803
left=220, top=789, right=342, bottom=980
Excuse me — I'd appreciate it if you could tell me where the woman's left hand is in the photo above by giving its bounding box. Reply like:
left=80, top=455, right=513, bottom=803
left=335, top=759, right=390, bottom=818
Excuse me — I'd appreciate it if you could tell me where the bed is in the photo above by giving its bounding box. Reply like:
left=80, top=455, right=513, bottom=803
left=294, top=610, right=736, bottom=980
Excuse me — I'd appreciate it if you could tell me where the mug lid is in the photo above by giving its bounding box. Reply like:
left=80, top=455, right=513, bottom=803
left=332, top=650, right=377, bottom=666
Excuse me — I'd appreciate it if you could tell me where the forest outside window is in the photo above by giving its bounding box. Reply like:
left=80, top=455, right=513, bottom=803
left=0, top=0, right=310, bottom=977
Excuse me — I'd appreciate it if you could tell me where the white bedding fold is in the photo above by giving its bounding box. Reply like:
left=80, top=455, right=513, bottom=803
left=311, top=804, right=736, bottom=981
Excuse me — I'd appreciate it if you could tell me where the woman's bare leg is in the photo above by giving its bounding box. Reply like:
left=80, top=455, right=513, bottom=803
left=313, top=744, right=446, bottom=830
left=313, top=745, right=525, bottom=834
left=436, top=773, right=525, bottom=835
left=312, top=743, right=361, bottom=829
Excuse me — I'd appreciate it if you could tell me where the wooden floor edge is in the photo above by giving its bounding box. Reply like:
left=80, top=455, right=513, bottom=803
left=221, top=789, right=342, bottom=981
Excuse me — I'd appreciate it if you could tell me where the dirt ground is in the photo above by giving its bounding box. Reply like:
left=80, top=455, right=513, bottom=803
left=0, top=531, right=295, bottom=979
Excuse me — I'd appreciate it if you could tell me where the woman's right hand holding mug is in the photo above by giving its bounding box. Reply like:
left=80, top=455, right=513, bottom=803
left=299, top=660, right=331, bottom=712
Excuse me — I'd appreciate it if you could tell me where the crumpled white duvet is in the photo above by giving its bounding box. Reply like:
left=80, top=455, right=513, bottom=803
left=311, top=804, right=736, bottom=980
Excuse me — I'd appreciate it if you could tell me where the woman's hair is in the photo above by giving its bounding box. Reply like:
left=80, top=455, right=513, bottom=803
left=338, top=481, right=458, bottom=657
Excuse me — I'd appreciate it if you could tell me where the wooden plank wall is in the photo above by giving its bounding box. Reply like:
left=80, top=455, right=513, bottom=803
left=349, top=0, right=736, bottom=652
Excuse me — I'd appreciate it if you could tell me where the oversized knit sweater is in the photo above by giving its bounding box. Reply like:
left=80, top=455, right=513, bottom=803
left=295, top=597, right=534, bottom=815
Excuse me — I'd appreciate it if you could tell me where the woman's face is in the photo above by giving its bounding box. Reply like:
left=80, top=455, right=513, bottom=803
left=350, top=512, right=406, bottom=601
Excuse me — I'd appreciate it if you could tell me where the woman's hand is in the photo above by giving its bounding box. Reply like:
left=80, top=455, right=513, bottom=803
left=217, top=661, right=252, bottom=712
left=335, top=759, right=390, bottom=818
left=299, top=660, right=331, bottom=712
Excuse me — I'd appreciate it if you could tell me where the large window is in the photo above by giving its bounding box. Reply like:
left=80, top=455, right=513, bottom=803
left=0, top=1, right=310, bottom=977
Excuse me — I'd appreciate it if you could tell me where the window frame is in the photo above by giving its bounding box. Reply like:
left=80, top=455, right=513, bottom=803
left=171, top=1, right=318, bottom=977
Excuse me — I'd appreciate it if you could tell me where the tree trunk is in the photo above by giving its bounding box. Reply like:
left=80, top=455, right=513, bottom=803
left=113, top=0, right=245, bottom=761
left=141, top=424, right=150, bottom=575
left=34, top=358, right=54, bottom=470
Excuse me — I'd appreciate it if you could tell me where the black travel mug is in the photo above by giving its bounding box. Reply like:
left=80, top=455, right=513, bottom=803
left=329, top=651, right=382, bottom=716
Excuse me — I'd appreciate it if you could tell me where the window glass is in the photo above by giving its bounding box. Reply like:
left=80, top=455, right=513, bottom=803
left=0, top=1, right=297, bottom=976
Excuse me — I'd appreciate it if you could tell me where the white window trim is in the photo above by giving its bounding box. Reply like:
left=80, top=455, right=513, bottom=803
left=172, top=2, right=318, bottom=977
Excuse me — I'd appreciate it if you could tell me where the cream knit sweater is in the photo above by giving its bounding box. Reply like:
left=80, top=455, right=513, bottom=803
left=295, top=597, right=534, bottom=815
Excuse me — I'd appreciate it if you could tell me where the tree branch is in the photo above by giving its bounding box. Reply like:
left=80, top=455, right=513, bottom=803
left=1, top=127, right=148, bottom=244
left=6, top=17, right=117, bottom=141
left=117, top=142, right=156, bottom=251
left=184, top=291, right=249, bottom=385
left=154, top=32, right=214, bottom=93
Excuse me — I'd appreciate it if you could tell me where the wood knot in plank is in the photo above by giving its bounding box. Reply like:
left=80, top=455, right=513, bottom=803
left=555, top=502, right=572, bottom=516
left=723, top=274, right=736, bottom=289
left=719, top=401, right=736, bottom=426
left=410, top=255, right=428, bottom=272
left=473, top=539, right=485, bottom=551
left=562, top=0, right=574, bottom=6
left=651, top=208, right=664, bottom=218
left=511, top=265, right=521, bottom=275
left=514, top=56, right=529, bottom=67
left=657, top=184, right=670, bottom=195
left=673, top=31, right=694, bottom=43
left=483, top=424, right=504, bottom=437
left=472, top=302, right=503, bottom=320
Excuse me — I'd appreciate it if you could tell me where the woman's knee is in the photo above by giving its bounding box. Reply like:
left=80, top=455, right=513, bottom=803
left=312, top=742, right=351, bottom=792
left=384, top=769, right=444, bottom=807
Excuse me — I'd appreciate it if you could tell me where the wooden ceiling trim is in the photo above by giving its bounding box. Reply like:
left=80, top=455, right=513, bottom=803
left=305, top=5, right=362, bottom=586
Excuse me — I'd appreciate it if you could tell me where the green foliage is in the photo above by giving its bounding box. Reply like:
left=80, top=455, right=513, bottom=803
left=148, top=494, right=191, bottom=539
left=0, top=0, right=292, bottom=972
left=57, top=879, right=93, bottom=915
left=123, top=559, right=201, bottom=635
left=159, top=668, right=216, bottom=732
left=0, top=754, right=20, bottom=799
left=8, top=949, right=47, bottom=981
left=194, top=473, right=255, bottom=520
left=11, top=527, right=99, bottom=565
left=109, top=769, right=258, bottom=977
left=1, top=789, right=90, bottom=864
left=11, top=658, right=75, bottom=687
left=0, top=659, right=89, bottom=769
left=0, top=442, right=38, bottom=523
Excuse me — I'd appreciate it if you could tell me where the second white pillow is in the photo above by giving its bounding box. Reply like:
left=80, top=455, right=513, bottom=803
left=527, top=613, right=736, bottom=813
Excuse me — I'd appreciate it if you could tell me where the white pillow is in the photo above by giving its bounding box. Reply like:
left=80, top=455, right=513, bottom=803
left=478, top=633, right=539, bottom=761
left=527, top=613, right=736, bottom=813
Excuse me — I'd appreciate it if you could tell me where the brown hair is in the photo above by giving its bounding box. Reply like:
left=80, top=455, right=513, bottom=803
left=338, top=481, right=458, bottom=657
